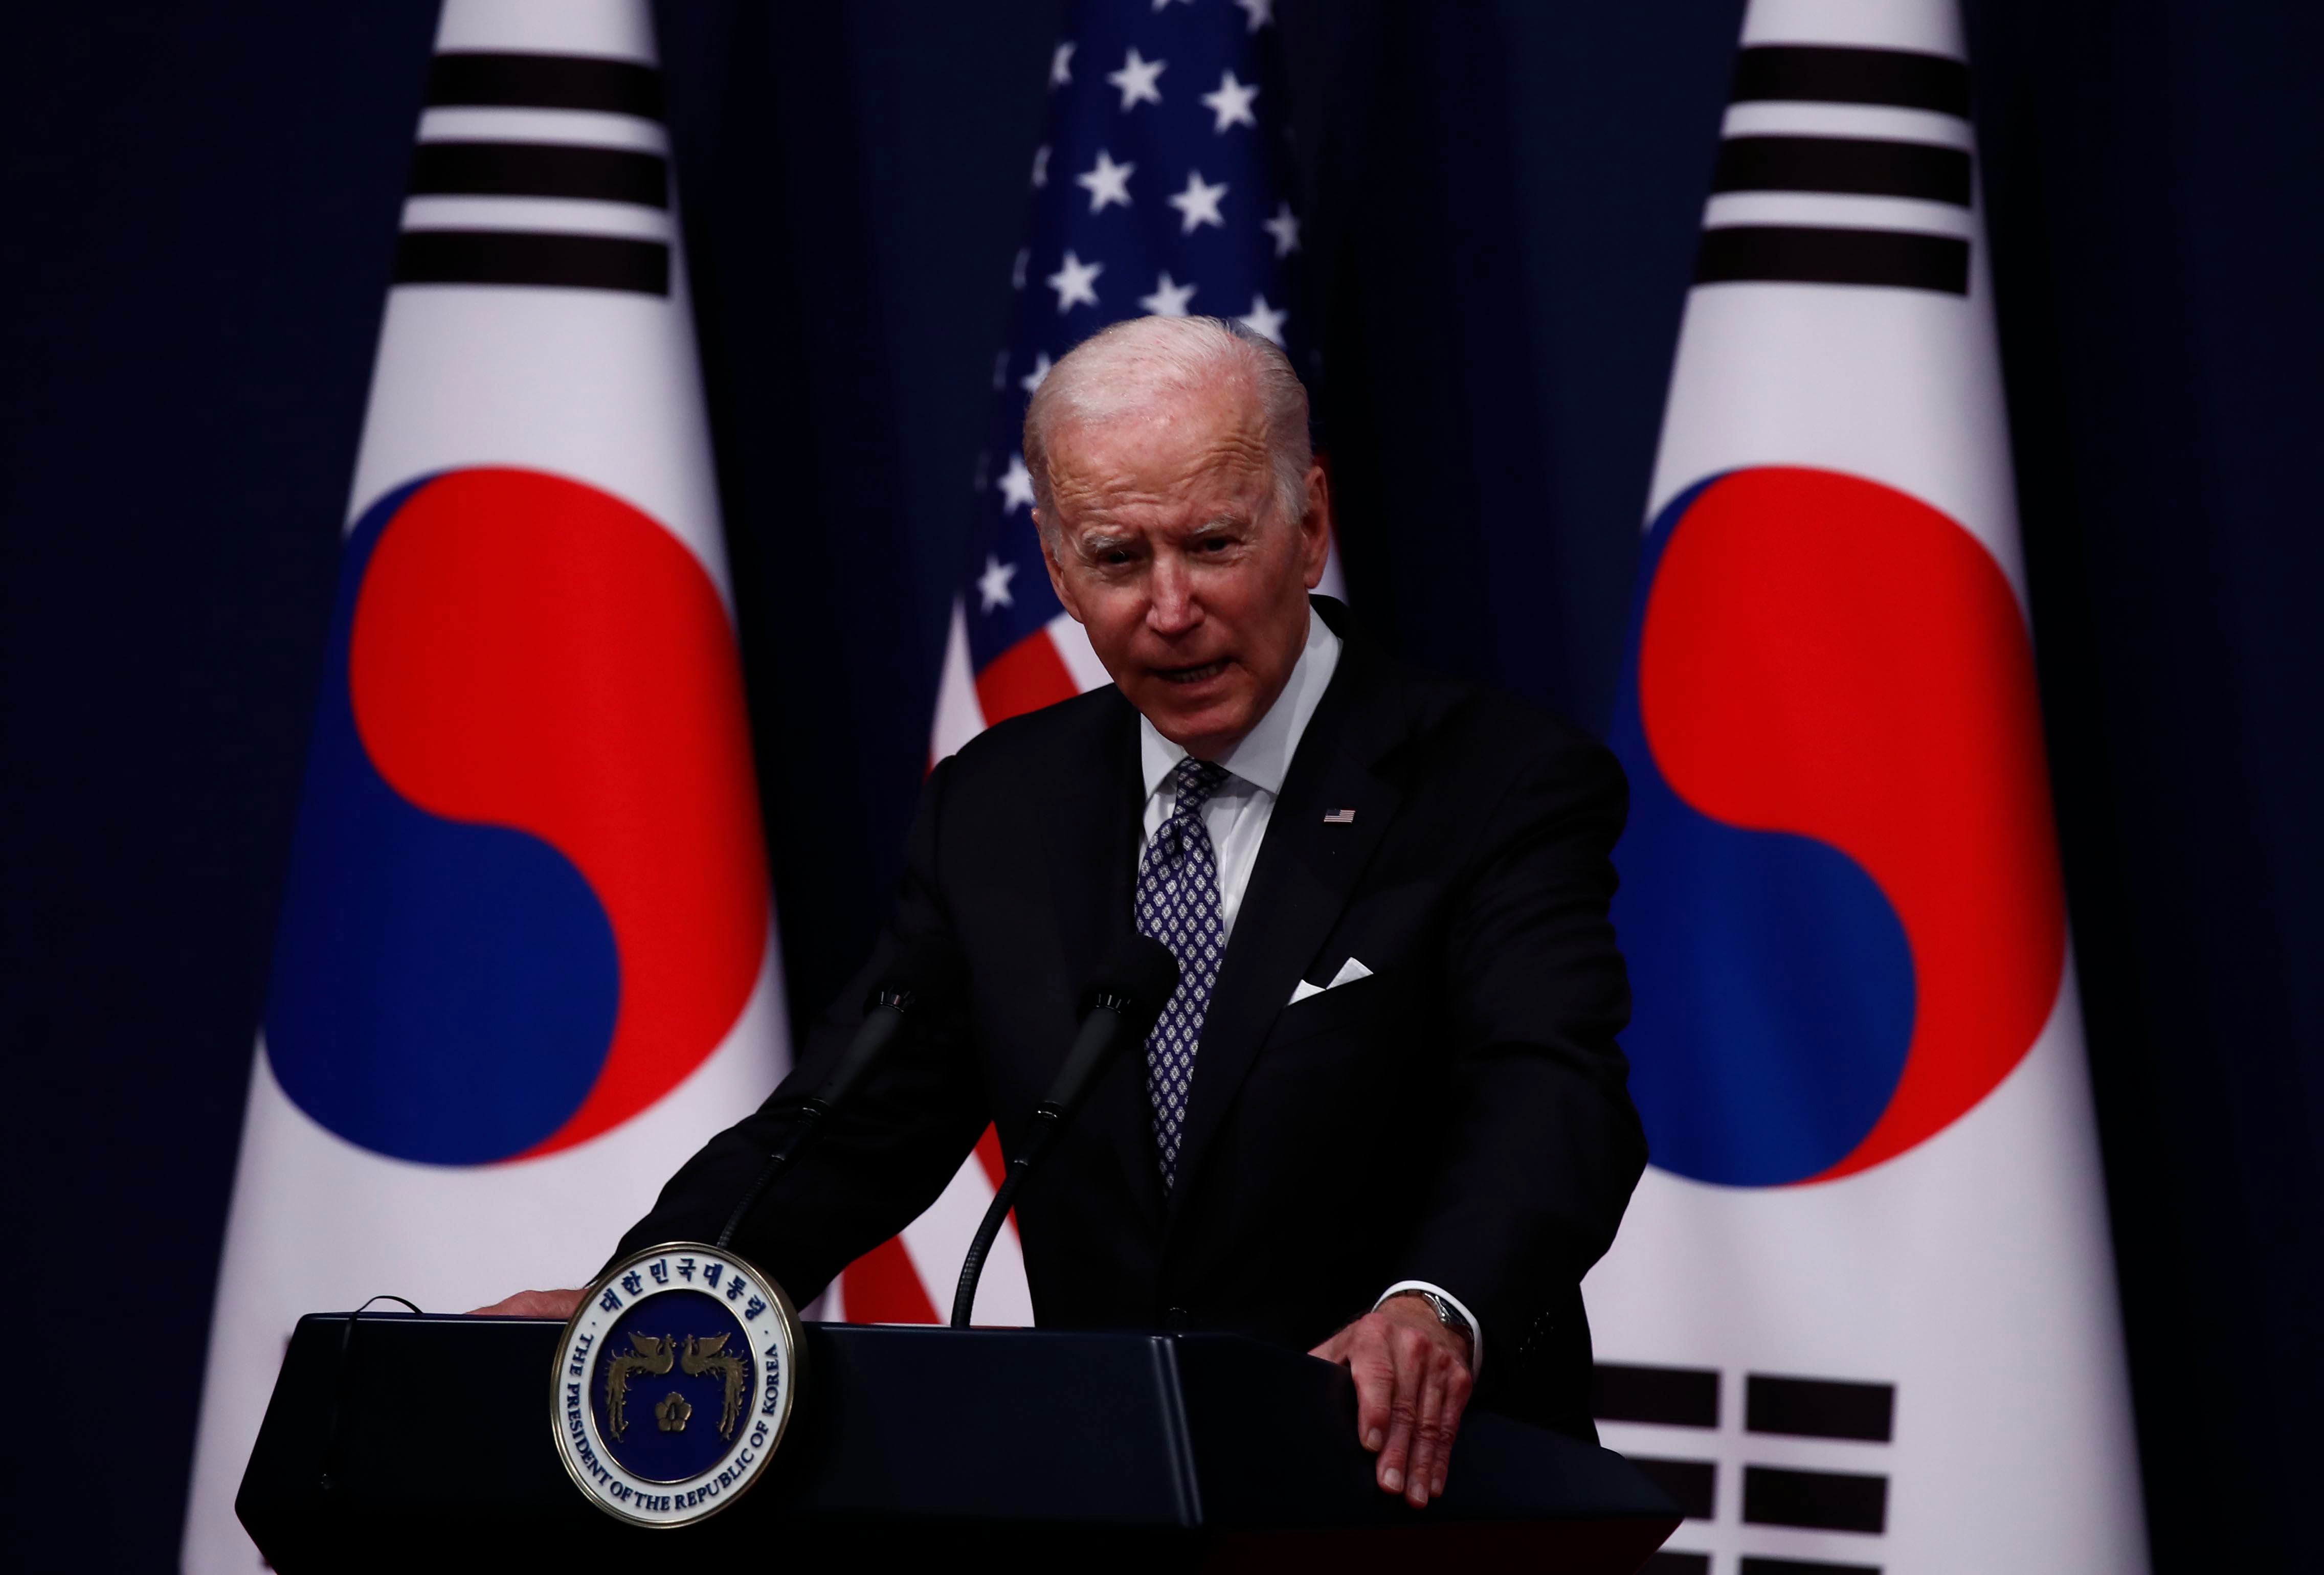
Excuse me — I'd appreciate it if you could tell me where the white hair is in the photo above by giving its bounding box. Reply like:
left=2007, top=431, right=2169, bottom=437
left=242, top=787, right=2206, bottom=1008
left=1022, top=315, right=1313, bottom=541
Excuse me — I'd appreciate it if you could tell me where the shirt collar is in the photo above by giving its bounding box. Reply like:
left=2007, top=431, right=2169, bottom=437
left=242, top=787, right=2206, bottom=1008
left=1138, top=603, right=1343, bottom=800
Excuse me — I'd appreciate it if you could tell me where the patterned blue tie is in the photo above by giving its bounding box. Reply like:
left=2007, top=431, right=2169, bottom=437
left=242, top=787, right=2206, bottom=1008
left=1136, top=757, right=1231, bottom=1189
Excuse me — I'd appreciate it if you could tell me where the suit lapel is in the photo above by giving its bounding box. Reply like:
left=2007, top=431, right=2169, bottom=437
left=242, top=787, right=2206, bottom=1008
left=1038, top=690, right=1167, bottom=1232
left=1041, top=689, right=1145, bottom=993
left=1164, top=636, right=1412, bottom=1228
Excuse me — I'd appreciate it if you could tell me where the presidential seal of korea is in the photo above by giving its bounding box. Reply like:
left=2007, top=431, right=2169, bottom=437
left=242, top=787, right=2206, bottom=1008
left=551, top=1243, right=802, bottom=1527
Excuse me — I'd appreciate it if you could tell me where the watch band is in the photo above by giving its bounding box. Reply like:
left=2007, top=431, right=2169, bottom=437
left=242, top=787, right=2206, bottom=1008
left=1394, top=1288, right=1472, bottom=1346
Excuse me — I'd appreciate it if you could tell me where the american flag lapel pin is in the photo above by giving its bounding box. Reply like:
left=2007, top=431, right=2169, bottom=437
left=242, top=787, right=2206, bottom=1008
left=1323, top=808, right=1356, bottom=824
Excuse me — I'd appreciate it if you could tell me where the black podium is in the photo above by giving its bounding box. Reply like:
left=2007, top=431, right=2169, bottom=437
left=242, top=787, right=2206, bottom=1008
left=239, top=1312, right=1678, bottom=1571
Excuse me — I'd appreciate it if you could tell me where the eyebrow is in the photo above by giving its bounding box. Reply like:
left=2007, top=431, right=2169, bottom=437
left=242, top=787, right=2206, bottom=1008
left=1070, top=510, right=1252, bottom=559
left=1075, top=528, right=1137, bottom=558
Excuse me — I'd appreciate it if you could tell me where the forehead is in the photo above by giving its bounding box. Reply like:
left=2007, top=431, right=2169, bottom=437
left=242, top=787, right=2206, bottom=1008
left=1046, top=382, right=1270, bottom=519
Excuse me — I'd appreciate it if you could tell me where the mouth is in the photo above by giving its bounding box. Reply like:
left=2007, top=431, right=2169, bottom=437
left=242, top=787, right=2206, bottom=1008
left=1154, top=658, right=1231, bottom=687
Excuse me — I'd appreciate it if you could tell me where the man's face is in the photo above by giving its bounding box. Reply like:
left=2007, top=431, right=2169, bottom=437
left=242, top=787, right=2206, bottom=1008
left=1036, top=382, right=1331, bottom=758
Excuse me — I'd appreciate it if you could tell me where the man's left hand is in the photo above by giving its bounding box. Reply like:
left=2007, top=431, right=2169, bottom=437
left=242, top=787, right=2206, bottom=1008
left=1310, top=1294, right=1474, bottom=1508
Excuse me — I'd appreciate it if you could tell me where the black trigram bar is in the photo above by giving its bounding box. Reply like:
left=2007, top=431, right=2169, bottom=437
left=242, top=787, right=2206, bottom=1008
left=394, top=231, right=669, bottom=296
left=1696, top=226, right=1969, bottom=295
left=1743, top=1465, right=1889, bottom=1534
left=1740, top=1560, right=1881, bottom=1575
left=1731, top=44, right=1970, bottom=117
left=1748, top=1373, right=1897, bottom=1442
left=426, top=52, right=665, bottom=120
left=1713, top=136, right=1971, bottom=206
left=1629, top=1456, right=1716, bottom=1519
left=410, top=143, right=668, bottom=208
left=1592, top=1362, right=1720, bottom=1428
left=1643, top=1553, right=1712, bottom=1575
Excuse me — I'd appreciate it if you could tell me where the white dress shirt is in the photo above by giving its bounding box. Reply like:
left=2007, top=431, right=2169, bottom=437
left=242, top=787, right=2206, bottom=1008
left=1137, top=604, right=1341, bottom=937
left=1133, top=606, right=1484, bottom=1372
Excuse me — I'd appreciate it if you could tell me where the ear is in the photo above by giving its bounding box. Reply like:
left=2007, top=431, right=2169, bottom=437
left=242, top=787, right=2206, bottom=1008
left=1297, top=463, right=1333, bottom=590
left=1037, top=513, right=1088, bottom=623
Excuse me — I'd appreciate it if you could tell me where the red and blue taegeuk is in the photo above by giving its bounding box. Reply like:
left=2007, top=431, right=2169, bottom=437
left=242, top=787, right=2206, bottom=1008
left=265, top=469, right=768, bottom=1165
left=1609, top=466, right=2067, bottom=1186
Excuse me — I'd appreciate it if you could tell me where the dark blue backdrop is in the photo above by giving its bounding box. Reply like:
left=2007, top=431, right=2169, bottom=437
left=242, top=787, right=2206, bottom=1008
left=5, top=3, right=2318, bottom=1570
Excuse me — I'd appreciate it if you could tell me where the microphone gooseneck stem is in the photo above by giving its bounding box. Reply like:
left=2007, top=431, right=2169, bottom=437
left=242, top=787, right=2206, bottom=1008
left=715, top=1101, right=826, bottom=1250
left=948, top=974, right=1164, bottom=1328
left=950, top=1114, right=1056, bottom=1329
left=713, top=988, right=918, bottom=1251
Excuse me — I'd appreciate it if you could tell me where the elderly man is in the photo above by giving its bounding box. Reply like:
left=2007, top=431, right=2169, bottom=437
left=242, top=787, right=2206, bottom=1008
left=482, top=316, right=1644, bottom=1507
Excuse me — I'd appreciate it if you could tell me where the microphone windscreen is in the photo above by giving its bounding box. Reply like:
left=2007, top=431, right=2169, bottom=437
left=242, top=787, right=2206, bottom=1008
left=868, top=932, right=965, bottom=1010
left=1084, top=932, right=1181, bottom=1016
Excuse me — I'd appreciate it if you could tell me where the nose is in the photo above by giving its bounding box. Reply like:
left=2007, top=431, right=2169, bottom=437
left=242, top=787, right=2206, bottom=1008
left=1146, top=553, right=1201, bottom=638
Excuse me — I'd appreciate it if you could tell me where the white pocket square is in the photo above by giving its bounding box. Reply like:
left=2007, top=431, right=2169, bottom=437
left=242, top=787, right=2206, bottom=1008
left=1287, top=956, right=1373, bottom=1005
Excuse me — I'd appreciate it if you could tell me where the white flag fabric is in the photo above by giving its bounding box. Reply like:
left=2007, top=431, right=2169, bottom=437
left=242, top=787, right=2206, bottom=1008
left=1582, top=2, right=2147, bottom=1571
left=181, top=3, right=788, bottom=1567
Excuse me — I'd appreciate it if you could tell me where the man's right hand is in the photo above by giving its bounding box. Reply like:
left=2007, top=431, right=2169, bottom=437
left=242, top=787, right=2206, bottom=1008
left=468, top=1289, right=586, bottom=1318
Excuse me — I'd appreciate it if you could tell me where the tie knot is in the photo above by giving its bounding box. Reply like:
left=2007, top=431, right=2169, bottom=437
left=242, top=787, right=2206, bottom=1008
left=1172, top=756, right=1229, bottom=810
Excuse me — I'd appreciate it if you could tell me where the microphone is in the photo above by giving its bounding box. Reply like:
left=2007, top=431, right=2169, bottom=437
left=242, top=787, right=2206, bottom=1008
left=949, top=933, right=1179, bottom=1329
left=714, top=933, right=962, bottom=1250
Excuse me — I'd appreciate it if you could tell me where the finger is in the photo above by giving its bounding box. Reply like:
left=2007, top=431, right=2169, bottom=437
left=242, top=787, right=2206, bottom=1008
left=1434, top=1361, right=1474, bottom=1497
left=1349, top=1336, right=1397, bottom=1455
left=1432, top=1366, right=1468, bottom=1496
left=1406, top=1355, right=1448, bottom=1506
left=471, top=1288, right=582, bottom=1318
left=1376, top=1331, right=1424, bottom=1496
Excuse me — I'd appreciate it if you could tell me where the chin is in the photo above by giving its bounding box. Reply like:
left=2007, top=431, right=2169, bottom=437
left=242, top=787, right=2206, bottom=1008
left=1146, top=696, right=1254, bottom=750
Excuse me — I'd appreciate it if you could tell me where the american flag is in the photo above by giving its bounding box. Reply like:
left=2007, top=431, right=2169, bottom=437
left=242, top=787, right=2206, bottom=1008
left=833, top=0, right=1331, bottom=1325
left=932, top=0, right=1331, bottom=757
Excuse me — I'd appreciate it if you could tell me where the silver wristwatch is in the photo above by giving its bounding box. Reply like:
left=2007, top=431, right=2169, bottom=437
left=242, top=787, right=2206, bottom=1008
left=1393, top=1288, right=1472, bottom=1348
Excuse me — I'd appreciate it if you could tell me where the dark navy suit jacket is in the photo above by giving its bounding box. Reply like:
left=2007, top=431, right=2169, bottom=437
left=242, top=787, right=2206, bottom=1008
left=618, top=597, right=1645, bottom=1439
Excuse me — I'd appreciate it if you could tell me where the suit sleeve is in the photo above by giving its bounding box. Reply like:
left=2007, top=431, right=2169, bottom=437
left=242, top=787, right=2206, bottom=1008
left=1390, top=733, right=1646, bottom=1361
left=610, top=756, right=992, bottom=1300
